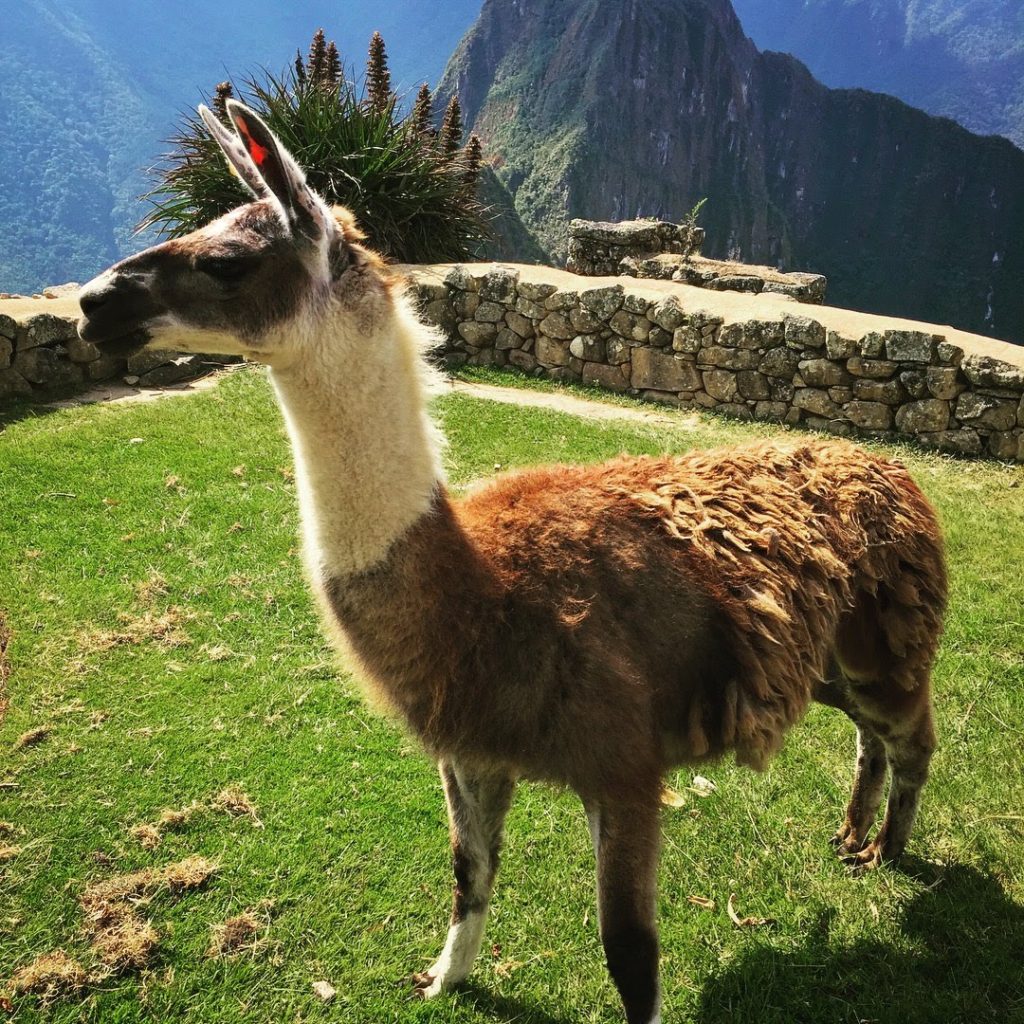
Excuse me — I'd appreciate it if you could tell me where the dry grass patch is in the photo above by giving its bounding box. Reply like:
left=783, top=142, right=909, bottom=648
left=213, top=786, right=261, bottom=826
left=13, top=724, right=52, bottom=750
left=9, top=950, right=86, bottom=1003
left=81, top=608, right=192, bottom=653
left=134, top=570, right=169, bottom=605
left=129, top=824, right=162, bottom=850
left=89, top=908, right=159, bottom=972
left=81, top=855, right=217, bottom=914
left=0, top=843, right=22, bottom=863
left=206, top=910, right=263, bottom=958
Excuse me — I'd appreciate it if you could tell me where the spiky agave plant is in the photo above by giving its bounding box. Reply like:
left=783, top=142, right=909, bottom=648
left=140, top=35, right=489, bottom=264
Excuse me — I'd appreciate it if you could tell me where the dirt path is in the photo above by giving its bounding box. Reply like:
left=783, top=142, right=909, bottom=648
left=447, top=377, right=697, bottom=426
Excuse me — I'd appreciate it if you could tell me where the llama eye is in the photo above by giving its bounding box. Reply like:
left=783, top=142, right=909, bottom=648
left=196, top=256, right=251, bottom=281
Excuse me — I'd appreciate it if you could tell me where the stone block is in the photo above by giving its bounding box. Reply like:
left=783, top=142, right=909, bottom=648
left=736, top=370, right=770, bottom=401
left=926, top=366, right=963, bottom=400
left=845, top=401, right=893, bottom=430
left=759, top=347, right=801, bottom=379
left=544, top=290, right=579, bottom=311
left=13, top=346, right=59, bottom=383
left=987, top=432, right=1020, bottom=460
left=798, top=358, right=850, bottom=387
left=899, top=370, right=928, bottom=399
left=859, top=332, right=886, bottom=357
left=936, top=341, right=964, bottom=366
left=0, top=313, right=17, bottom=341
left=535, top=336, right=571, bottom=367
left=570, top=306, right=601, bottom=333
left=955, top=392, right=1018, bottom=431
left=895, top=399, right=949, bottom=434
left=453, top=291, right=479, bottom=319
left=753, top=401, right=789, bottom=421
left=648, top=300, right=686, bottom=332
left=962, top=354, right=1024, bottom=389
left=597, top=337, right=628, bottom=365
left=579, top=285, right=625, bottom=319
left=505, top=311, right=534, bottom=338
left=847, top=357, right=897, bottom=379
left=444, top=265, right=480, bottom=292
left=570, top=335, right=606, bottom=362
left=514, top=296, right=546, bottom=319
left=457, top=321, right=496, bottom=347
left=609, top=310, right=652, bottom=343
left=518, top=280, right=557, bottom=301
left=853, top=379, right=904, bottom=404
left=583, top=361, right=629, bottom=392
left=885, top=330, right=936, bottom=362
left=23, top=313, right=76, bottom=349
left=918, top=429, right=982, bottom=457
left=672, top=325, right=702, bottom=354
left=0, top=336, right=11, bottom=369
left=507, top=349, right=537, bottom=372
left=86, top=353, right=127, bottom=381
left=784, top=316, right=826, bottom=349
left=138, top=356, right=202, bottom=387
left=538, top=312, right=576, bottom=340
left=825, top=331, right=857, bottom=360
left=702, top=369, right=738, bottom=402
left=495, top=329, right=521, bottom=351
left=623, top=294, right=649, bottom=314
left=793, top=388, right=840, bottom=418
left=698, top=347, right=760, bottom=370
left=0, top=367, right=33, bottom=397
left=633, top=348, right=702, bottom=392
left=474, top=301, right=505, bottom=323
left=479, top=266, right=519, bottom=304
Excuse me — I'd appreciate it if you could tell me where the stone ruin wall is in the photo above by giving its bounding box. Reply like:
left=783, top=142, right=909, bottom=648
left=565, top=218, right=828, bottom=305
left=414, top=264, right=1024, bottom=463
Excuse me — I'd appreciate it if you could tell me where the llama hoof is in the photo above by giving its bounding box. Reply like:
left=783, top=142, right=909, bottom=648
left=841, top=842, right=887, bottom=874
left=410, top=970, right=444, bottom=1000
left=830, top=824, right=868, bottom=857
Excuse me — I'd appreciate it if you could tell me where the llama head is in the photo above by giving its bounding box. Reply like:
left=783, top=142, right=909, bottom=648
left=78, top=101, right=385, bottom=368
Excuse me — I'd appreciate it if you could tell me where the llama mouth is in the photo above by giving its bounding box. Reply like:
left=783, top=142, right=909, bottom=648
left=77, top=322, right=152, bottom=359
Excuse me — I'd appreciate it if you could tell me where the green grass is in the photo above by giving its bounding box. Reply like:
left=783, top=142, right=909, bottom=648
left=1, top=367, right=1022, bottom=1023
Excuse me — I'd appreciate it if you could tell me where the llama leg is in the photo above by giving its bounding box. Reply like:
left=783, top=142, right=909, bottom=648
left=413, top=760, right=515, bottom=998
left=844, top=704, right=936, bottom=872
left=815, top=676, right=888, bottom=855
left=587, top=798, right=662, bottom=1024
left=831, top=724, right=888, bottom=855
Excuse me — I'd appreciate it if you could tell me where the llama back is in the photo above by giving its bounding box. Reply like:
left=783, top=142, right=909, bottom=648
left=459, top=438, right=946, bottom=772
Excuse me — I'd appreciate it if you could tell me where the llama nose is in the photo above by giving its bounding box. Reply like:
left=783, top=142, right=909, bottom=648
left=79, top=271, right=128, bottom=317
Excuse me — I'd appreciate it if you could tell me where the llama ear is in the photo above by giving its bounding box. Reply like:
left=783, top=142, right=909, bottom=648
left=198, top=104, right=266, bottom=199
left=223, top=99, right=325, bottom=241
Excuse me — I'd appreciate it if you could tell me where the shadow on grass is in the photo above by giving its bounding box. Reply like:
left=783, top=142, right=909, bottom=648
left=457, top=981, right=572, bottom=1024
left=697, top=861, right=1024, bottom=1024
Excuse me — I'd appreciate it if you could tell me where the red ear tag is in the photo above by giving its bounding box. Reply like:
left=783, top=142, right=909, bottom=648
left=235, top=118, right=269, bottom=166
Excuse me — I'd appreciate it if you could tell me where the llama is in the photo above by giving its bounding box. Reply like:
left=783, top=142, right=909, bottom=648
left=77, top=101, right=947, bottom=1024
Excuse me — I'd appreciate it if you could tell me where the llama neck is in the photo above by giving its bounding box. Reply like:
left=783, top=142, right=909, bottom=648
left=269, top=299, right=445, bottom=580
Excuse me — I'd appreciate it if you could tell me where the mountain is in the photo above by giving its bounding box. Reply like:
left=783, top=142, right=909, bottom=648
left=729, top=0, right=1024, bottom=149
left=1, top=0, right=483, bottom=294
left=438, top=0, right=1024, bottom=343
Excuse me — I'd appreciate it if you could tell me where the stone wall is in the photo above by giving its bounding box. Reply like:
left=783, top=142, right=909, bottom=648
left=566, top=218, right=827, bottom=304
left=566, top=219, right=704, bottom=276
left=413, top=263, right=1024, bottom=462
left=0, top=308, right=220, bottom=400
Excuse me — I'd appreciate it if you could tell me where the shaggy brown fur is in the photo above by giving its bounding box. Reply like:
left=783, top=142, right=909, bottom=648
left=328, top=438, right=945, bottom=797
